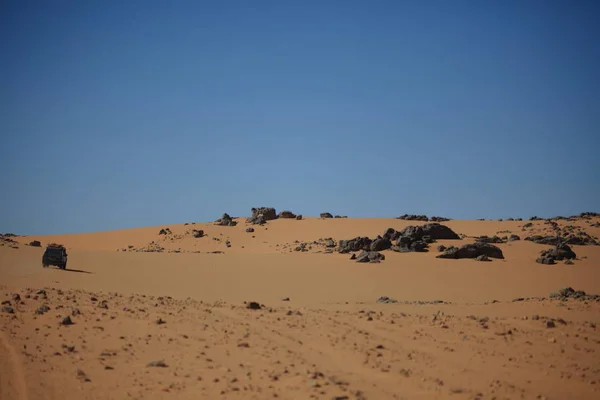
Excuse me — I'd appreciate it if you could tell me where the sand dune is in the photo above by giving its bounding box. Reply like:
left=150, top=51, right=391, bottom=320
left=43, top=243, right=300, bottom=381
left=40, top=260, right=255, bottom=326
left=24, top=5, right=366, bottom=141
left=1, top=215, right=600, bottom=399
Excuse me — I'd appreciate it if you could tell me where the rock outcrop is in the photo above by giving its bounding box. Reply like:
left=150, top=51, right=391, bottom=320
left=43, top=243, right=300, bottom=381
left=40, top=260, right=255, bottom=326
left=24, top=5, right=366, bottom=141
left=536, top=243, right=576, bottom=265
left=248, top=207, right=277, bottom=224
left=436, top=242, right=504, bottom=260
left=397, top=214, right=429, bottom=221
left=278, top=210, right=297, bottom=219
left=215, top=213, right=237, bottom=226
left=340, top=223, right=460, bottom=255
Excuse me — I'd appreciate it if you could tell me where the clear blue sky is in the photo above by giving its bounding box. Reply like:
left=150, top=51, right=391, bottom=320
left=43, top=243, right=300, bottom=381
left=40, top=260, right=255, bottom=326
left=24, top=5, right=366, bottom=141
left=1, top=0, right=599, bottom=235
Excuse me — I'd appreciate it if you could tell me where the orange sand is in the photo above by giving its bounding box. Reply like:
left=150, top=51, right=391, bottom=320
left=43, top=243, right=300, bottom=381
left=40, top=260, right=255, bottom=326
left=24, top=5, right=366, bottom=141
left=1, top=216, right=599, bottom=399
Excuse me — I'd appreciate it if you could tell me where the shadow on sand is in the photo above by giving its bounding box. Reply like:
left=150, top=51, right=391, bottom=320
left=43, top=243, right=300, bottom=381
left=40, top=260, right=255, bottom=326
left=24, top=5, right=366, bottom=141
left=63, top=268, right=93, bottom=274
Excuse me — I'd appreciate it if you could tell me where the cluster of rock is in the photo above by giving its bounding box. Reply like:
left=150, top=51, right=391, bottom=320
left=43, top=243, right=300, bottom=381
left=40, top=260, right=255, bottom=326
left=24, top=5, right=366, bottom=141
left=436, top=242, right=504, bottom=260
left=284, top=238, right=336, bottom=253
left=475, top=234, right=520, bottom=244
left=158, top=228, right=172, bottom=235
left=396, top=214, right=451, bottom=222
left=192, top=229, right=204, bottom=238
left=214, top=213, right=237, bottom=226
left=338, top=223, right=473, bottom=262
left=319, top=212, right=347, bottom=218
left=549, top=287, right=599, bottom=301
left=0, top=234, right=18, bottom=248
left=525, top=233, right=598, bottom=246
left=28, top=240, right=42, bottom=247
left=536, top=243, right=577, bottom=265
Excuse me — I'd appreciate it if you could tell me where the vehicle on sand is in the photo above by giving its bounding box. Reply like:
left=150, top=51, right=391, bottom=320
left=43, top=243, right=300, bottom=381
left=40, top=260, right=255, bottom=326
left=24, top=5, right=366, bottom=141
left=42, top=243, right=68, bottom=269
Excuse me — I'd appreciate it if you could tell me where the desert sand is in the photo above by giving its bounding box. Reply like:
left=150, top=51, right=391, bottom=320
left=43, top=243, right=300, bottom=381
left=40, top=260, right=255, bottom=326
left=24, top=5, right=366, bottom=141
left=1, top=214, right=600, bottom=399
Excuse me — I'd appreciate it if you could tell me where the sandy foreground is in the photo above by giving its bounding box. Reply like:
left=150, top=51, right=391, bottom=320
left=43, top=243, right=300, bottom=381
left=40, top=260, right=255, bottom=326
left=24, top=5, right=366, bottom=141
left=1, top=217, right=599, bottom=399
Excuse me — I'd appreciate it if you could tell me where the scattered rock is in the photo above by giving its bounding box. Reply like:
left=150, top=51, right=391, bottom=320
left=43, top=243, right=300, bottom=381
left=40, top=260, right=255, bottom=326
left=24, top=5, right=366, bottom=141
left=147, top=360, right=168, bottom=368
left=158, top=228, right=172, bottom=235
left=1, top=306, right=14, bottom=314
left=376, top=296, right=398, bottom=304
left=35, top=305, right=50, bottom=315
left=245, top=227, right=255, bottom=233
left=546, top=320, right=556, bottom=328
left=192, top=229, right=204, bottom=238
left=77, top=369, right=91, bottom=382
left=11, top=293, right=20, bottom=302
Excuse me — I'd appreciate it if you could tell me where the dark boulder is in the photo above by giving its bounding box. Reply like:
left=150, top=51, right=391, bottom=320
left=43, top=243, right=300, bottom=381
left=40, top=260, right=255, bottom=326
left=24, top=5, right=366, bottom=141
left=278, top=210, right=297, bottom=219
left=476, top=254, right=490, bottom=262
left=370, top=237, right=391, bottom=252
left=246, top=227, right=255, bottom=233
left=29, top=240, right=42, bottom=247
left=248, top=207, right=277, bottom=224
left=508, top=234, right=521, bottom=241
left=437, top=242, right=504, bottom=260
left=430, top=216, right=451, bottom=222
left=192, top=230, right=204, bottom=238
left=356, top=251, right=385, bottom=263
left=296, top=215, right=303, bottom=220
left=320, top=212, right=333, bottom=218
left=159, top=228, right=172, bottom=235
left=383, top=228, right=401, bottom=242
left=536, top=256, right=556, bottom=265
left=437, top=245, right=447, bottom=252
left=393, top=237, right=428, bottom=252
left=396, top=223, right=460, bottom=242
left=338, top=237, right=372, bottom=253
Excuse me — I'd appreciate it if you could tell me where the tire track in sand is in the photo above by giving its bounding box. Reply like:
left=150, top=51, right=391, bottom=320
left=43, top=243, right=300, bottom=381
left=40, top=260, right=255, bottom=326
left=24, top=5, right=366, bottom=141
left=0, top=331, right=28, bottom=400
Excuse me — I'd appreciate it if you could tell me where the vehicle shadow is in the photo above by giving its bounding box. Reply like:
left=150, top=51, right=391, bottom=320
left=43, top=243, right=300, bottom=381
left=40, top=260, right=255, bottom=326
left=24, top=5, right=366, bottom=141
left=63, top=268, right=93, bottom=274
